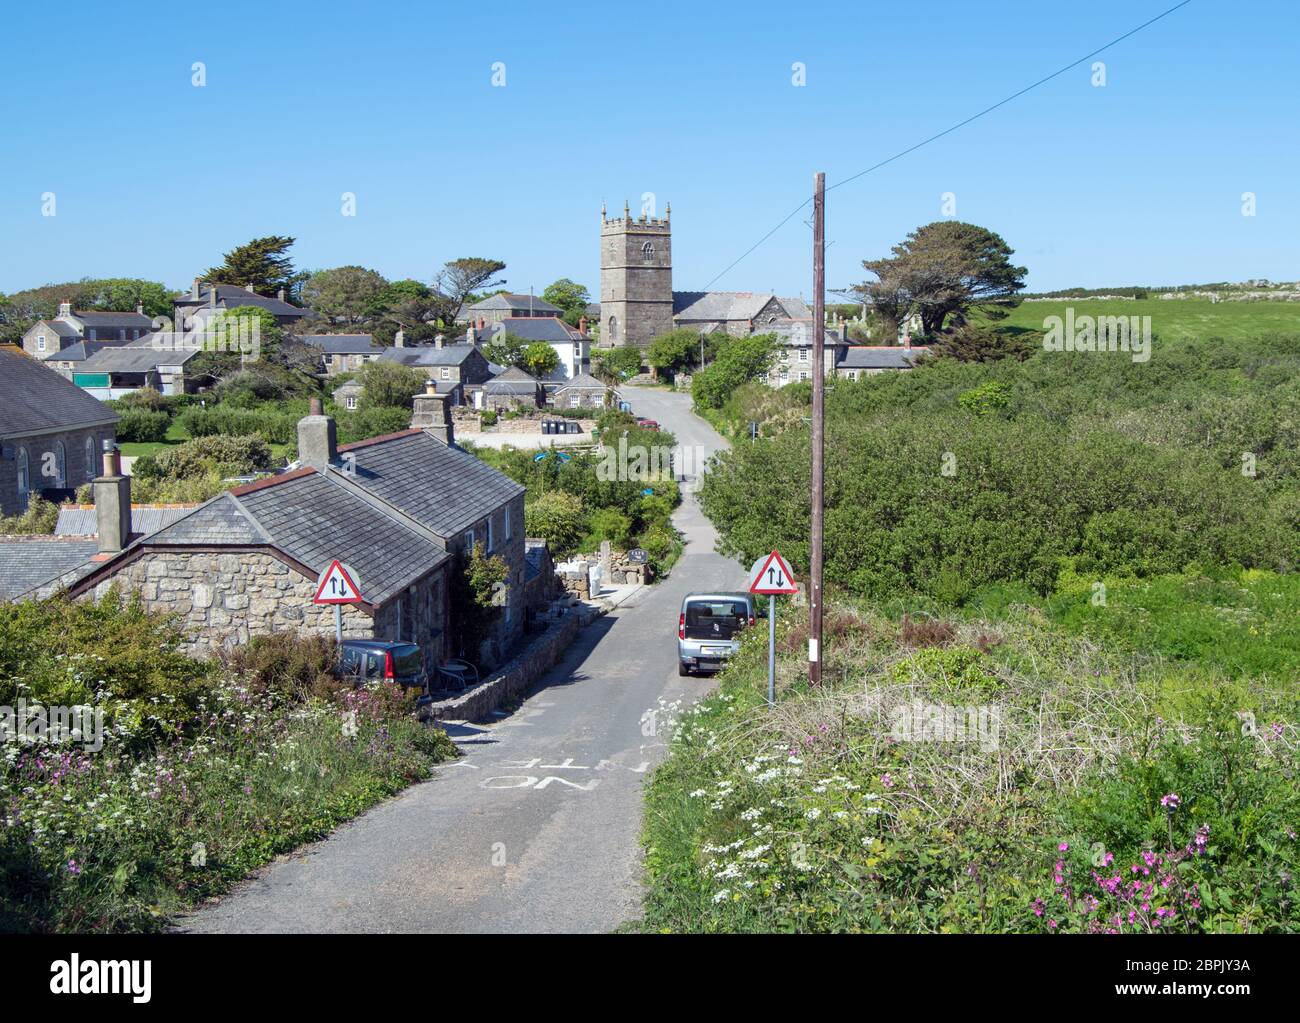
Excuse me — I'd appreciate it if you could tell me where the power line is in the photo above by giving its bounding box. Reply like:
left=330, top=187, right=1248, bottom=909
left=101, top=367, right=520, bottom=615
left=700, top=0, right=1194, bottom=291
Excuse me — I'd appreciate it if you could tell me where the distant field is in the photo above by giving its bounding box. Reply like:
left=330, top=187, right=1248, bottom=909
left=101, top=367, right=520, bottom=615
left=991, top=297, right=1299, bottom=342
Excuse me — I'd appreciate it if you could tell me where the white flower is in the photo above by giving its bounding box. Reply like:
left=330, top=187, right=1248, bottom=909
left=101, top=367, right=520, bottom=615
left=712, top=889, right=731, bottom=904
left=804, top=808, right=822, bottom=821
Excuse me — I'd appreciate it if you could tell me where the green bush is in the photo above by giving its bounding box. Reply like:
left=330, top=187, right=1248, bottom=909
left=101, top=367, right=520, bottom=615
left=525, top=491, right=586, bottom=557
left=0, top=497, right=60, bottom=535
left=177, top=406, right=298, bottom=445
left=146, top=434, right=272, bottom=480
left=115, top=409, right=171, bottom=443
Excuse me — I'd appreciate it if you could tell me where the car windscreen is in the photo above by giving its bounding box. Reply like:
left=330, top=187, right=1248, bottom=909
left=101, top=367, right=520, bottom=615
left=683, top=600, right=748, bottom=640
left=392, top=644, right=422, bottom=677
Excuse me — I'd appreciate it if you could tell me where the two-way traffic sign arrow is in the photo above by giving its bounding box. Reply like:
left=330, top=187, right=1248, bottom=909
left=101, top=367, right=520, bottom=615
left=748, top=550, right=798, bottom=595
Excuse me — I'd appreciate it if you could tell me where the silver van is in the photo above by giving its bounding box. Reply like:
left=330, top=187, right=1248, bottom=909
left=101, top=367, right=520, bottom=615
left=678, top=592, right=757, bottom=676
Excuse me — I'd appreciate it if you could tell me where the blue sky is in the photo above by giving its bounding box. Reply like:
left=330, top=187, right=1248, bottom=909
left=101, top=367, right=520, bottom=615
left=1, top=0, right=1295, bottom=299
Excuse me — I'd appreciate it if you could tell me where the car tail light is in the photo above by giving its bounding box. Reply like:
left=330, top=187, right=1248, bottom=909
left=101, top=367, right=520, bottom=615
left=678, top=613, right=685, bottom=640
left=384, top=652, right=396, bottom=679
left=749, top=616, right=756, bottom=627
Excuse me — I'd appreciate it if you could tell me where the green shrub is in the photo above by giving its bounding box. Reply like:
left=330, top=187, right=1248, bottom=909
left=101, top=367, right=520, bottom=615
left=149, top=434, right=272, bottom=479
left=524, top=492, right=585, bottom=557
left=224, top=632, right=339, bottom=700
left=115, top=409, right=171, bottom=443
left=0, top=497, right=60, bottom=535
left=177, top=406, right=298, bottom=445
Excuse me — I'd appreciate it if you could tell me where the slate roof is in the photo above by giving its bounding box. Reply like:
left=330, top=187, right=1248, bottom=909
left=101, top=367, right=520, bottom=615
left=34, top=320, right=82, bottom=339
left=141, top=473, right=451, bottom=606
left=491, top=317, right=585, bottom=343
left=298, top=334, right=383, bottom=355
left=0, top=348, right=119, bottom=438
left=338, top=430, right=524, bottom=539
left=468, top=293, right=562, bottom=315
left=483, top=366, right=543, bottom=396
left=71, top=310, right=153, bottom=330
left=553, top=372, right=609, bottom=392
left=79, top=346, right=200, bottom=372
left=55, top=504, right=197, bottom=537
left=177, top=285, right=305, bottom=318
left=836, top=346, right=927, bottom=370
left=765, top=319, right=847, bottom=345
left=0, top=537, right=100, bottom=601
left=380, top=344, right=480, bottom=368
left=43, top=341, right=107, bottom=363
left=672, top=292, right=809, bottom=323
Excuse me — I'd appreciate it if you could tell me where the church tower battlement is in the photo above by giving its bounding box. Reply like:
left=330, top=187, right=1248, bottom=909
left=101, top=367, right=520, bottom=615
left=599, top=199, right=673, bottom=347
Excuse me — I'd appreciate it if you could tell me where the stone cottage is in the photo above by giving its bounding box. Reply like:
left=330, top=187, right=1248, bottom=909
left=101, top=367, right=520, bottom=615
left=0, top=347, right=119, bottom=515
left=60, top=388, right=527, bottom=671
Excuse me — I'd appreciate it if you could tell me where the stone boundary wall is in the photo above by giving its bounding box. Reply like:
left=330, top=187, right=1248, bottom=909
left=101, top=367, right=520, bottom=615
left=424, top=598, right=603, bottom=724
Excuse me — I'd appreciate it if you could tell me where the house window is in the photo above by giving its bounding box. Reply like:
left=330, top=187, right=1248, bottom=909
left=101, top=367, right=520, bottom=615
left=569, top=394, right=580, bottom=408
left=37, top=334, right=46, bottom=352
left=799, top=371, right=810, bottom=382
left=345, top=396, right=358, bottom=410
left=118, top=329, right=126, bottom=341
left=607, top=316, right=618, bottom=342
left=486, top=515, right=495, bottom=552
left=88, top=329, right=97, bottom=340
left=463, top=529, right=474, bottom=553
left=641, top=241, right=655, bottom=262
left=779, top=368, right=789, bottom=383
left=16, top=447, right=29, bottom=506
left=54, top=441, right=67, bottom=487
left=85, top=436, right=96, bottom=481
left=441, top=367, right=450, bottom=380
left=798, top=348, right=809, bottom=362
left=503, top=504, right=511, bottom=541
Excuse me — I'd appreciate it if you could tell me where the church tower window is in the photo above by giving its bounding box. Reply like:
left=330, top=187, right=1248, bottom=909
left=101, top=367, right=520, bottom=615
left=641, top=241, right=655, bottom=262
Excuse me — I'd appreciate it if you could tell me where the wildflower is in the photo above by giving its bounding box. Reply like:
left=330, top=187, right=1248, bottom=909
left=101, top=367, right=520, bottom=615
left=66, top=859, right=81, bottom=875
left=1058, top=842, right=1069, bottom=853
left=1160, top=793, right=1180, bottom=810
left=881, top=773, right=894, bottom=789
left=1031, top=898, right=1045, bottom=917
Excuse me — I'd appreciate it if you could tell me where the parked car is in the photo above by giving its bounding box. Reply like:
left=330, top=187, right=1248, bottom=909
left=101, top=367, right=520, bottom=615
left=677, top=592, right=757, bottom=676
left=337, top=640, right=427, bottom=693
left=635, top=417, right=661, bottom=431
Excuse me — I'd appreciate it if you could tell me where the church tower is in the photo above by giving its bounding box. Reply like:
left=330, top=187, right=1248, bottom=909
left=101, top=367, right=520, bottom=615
left=599, top=199, right=673, bottom=347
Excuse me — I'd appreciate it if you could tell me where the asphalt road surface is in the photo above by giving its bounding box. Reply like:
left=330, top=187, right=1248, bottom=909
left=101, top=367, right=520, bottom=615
left=183, top=385, right=745, bottom=933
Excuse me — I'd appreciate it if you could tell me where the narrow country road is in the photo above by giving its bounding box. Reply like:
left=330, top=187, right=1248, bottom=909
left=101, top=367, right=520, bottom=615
left=182, top=385, right=745, bottom=933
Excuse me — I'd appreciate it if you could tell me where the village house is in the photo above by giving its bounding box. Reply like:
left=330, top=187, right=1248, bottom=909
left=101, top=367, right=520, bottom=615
left=74, top=341, right=201, bottom=398
left=22, top=301, right=153, bottom=360
left=833, top=344, right=927, bottom=380
left=550, top=372, right=614, bottom=410
left=380, top=336, right=492, bottom=401
left=332, top=379, right=364, bottom=410
left=173, top=280, right=307, bottom=330
left=39, top=340, right=109, bottom=381
left=298, top=333, right=386, bottom=375
left=479, top=366, right=545, bottom=411
left=34, top=388, right=527, bottom=673
left=0, top=347, right=118, bottom=516
left=461, top=292, right=564, bottom=326
left=467, top=316, right=591, bottom=381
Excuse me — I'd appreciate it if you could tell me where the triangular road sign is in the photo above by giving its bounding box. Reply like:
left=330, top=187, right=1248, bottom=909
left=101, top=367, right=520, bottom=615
left=748, top=550, right=798, bottom=594
left=313, top=559, right=363, bottom=604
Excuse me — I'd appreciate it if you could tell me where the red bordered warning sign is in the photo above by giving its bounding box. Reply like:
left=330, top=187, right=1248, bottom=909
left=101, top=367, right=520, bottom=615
left=313, top=559, right=363, bottom=604
left=748, top=550, right=798, bottom=595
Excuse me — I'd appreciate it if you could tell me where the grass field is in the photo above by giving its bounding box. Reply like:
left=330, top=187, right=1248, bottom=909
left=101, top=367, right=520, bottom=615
left=992, top=297, right=1299, bottom=343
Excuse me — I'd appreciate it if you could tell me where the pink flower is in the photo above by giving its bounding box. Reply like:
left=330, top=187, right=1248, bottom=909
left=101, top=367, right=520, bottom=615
left=1160, top=792, right=1180, bottom=809
left=1058, top=842, right=1069, bottom=852
left=881, top=773, right=894, bottom=788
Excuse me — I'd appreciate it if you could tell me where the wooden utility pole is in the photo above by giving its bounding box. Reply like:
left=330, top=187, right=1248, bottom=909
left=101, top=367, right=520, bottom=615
left=809, top=172, right=825, bottom=687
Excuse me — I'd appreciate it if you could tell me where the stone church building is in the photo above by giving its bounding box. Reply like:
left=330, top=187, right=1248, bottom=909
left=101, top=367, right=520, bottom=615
left=598, top=201, right=810, bottom=347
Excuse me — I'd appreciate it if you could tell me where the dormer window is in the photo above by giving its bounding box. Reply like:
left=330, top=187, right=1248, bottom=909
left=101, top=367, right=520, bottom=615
left=641, top=241, right=655, bottom=262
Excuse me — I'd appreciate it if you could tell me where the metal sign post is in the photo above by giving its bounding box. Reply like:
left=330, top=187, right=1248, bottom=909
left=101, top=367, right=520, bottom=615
left=748, top=550, right=799, bottom=708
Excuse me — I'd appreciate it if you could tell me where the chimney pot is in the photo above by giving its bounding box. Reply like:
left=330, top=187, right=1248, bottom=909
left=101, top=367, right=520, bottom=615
left=425, top=379, right=437, bottom=395
left=94, top=440, right=131, bottom=554
left=395, top=329, right=405, bottom=348
left=579, top=316, right=588, bottom=334
left=309, top=397, right=323, bottom=415
left=191, top=279, right=200, bottom=300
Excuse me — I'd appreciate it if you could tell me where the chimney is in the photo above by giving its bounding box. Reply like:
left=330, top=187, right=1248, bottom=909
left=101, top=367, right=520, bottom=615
left=58, top=300, right=72, bottom=319
left=466, top=325, right=476, bottom=344
left=247, top=282, right=257, bottom=293
left=434, top=334, right=445, bottom=350
left=395, top=329, right=405, bottom=348
left=411, top=383, right=454, bottom=445
left=277, top=288, right=286, bottom=302
left=579, top=316, right=588, bottom=335
left=191, top=279, right=200, bottom=300
left=209, top=285, right=218, bottom=309
left=297, top=408, right=338, bottom=468
left=94, top=440, right=131, bottom=554
left=479, top=318, right=486, bottom=330
left=135, top=301, right=144, bottom=316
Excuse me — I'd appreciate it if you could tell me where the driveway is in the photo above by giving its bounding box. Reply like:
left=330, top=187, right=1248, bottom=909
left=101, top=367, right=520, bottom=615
left=182, top=385, right=744, bottom=933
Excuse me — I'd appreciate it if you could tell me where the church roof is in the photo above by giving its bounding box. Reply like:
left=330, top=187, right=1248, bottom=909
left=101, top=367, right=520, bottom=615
left=672, top=291, right=810, bottom=323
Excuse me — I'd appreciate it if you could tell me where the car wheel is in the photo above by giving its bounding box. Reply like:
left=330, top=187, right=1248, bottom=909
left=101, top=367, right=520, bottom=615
left=678, top=662, right=690, bottom=677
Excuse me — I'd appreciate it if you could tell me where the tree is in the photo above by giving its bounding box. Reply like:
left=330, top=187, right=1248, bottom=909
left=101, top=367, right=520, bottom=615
left=691, top=334, right=781, bottom=410
left=856, top=221, right=1027, bottom=336
left=522, top=341, right=560, bottom=377
left=301, top=266, right=388, bottom=325
left=541, top=278, right=591, bottom=327
left=592, top=346, right=643, bottom=382
left=646, top=328, right=724, bottom=378
left=481, top=332, right=527, bottom=369
left=927, top=322, right=1036, bottom=363
left=358, top=361, right=429, bottom=410
left=203, top=235, right=303, bottom=297
left=430, top=257, right=507, bottom=328
left=524, top=492, right=586, bottom=557
left=187, top=305, right=286, bottom=383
